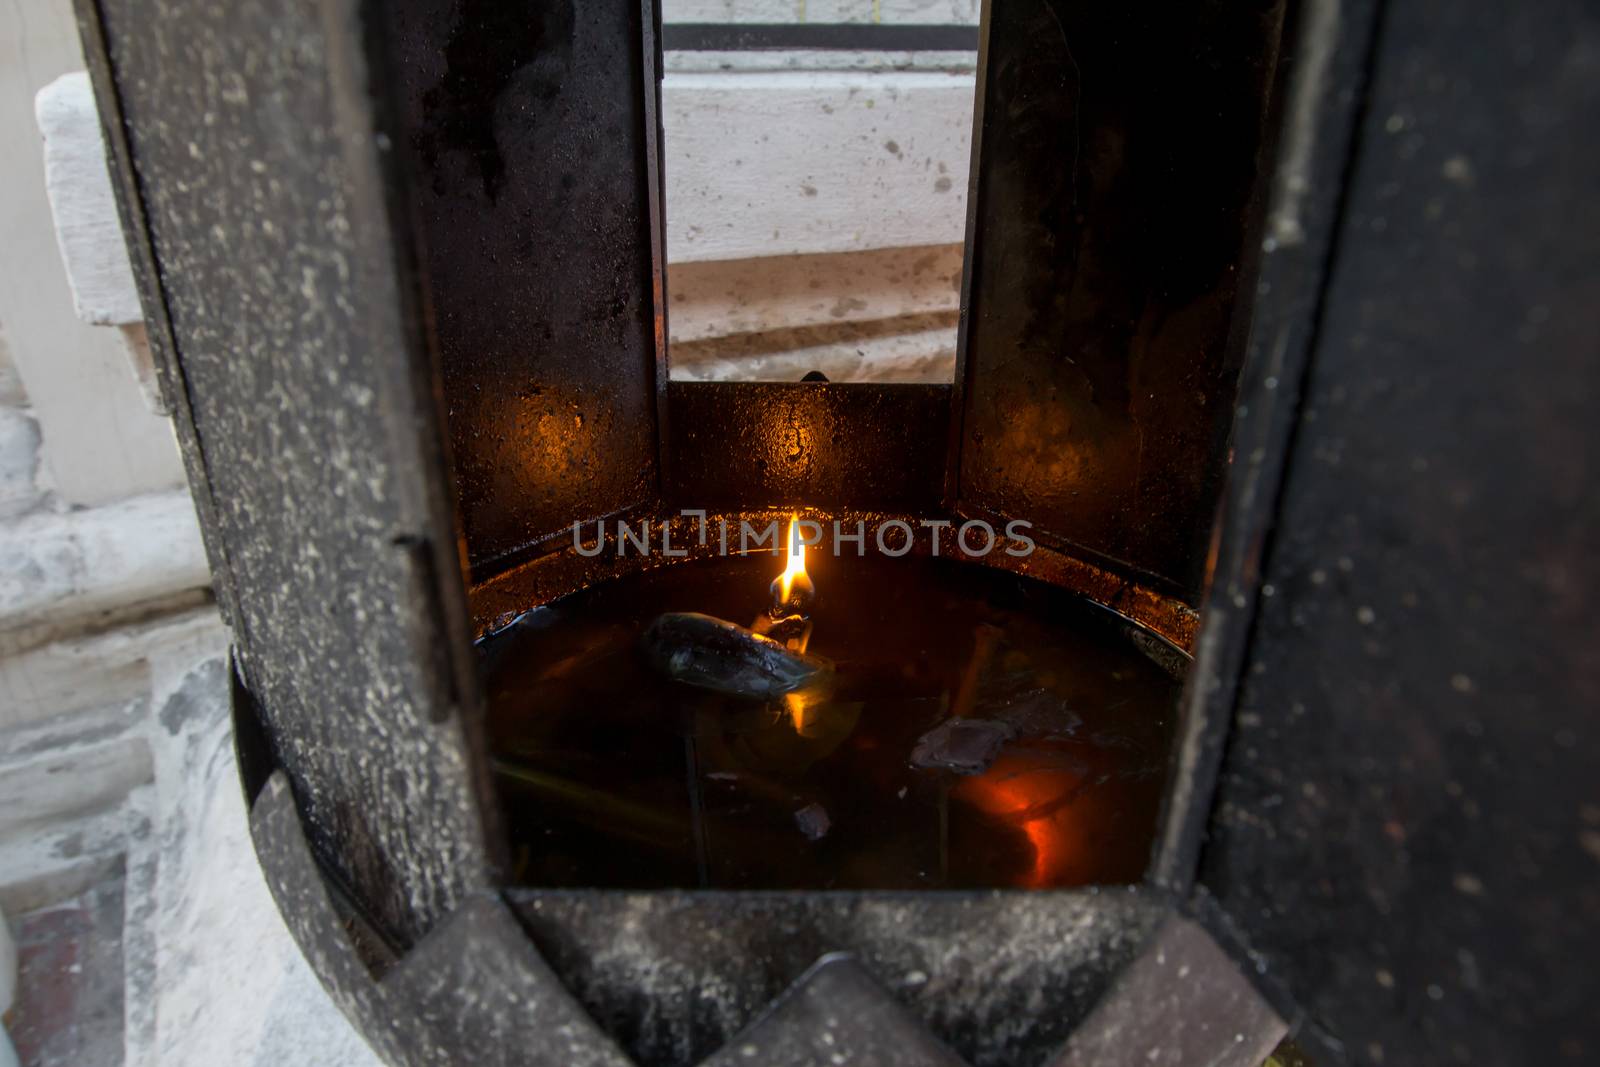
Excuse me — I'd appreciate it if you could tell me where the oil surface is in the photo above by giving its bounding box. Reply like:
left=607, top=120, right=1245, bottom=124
left=480, top=553, right=1183, bottom=890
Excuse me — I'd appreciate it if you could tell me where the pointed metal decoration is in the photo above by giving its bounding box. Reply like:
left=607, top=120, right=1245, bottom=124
left=1047, top=915, right=1287, bottom=1067
left=507, top=888, right=1165, bottom=1066
left=384, top=897, right=633, bottom=1067
left=701, top=954, right=968, bottom=1067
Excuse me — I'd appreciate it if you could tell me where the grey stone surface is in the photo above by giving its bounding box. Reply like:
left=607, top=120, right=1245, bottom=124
left=0, top=897, right=14, bottom=1014
left=0, top=601, right=227, bottom=1001
left=124, top=657, right=382, bottom=1067
left=0, top=491, right=209, bottom=641
left=0, top=734, right=151, bottom=841
left=8, top=878, right=126, bottom=1067
left=0, top=0, right=186, bottom=509
left=0, top=410, right=40, bottom=522
left=35, top=72, right=143, bottom=327
left=0, top=605, right=218, bottom=740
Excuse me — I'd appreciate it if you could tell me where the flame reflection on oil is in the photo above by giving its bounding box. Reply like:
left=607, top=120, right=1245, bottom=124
left=952, top=753, right=1089, bottom=888
left=784, top=689, right=817, bottom=736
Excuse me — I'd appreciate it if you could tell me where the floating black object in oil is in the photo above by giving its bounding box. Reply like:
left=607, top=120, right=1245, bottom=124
left=642, top=611, right=832, bottom=700
left=480, top=553, right=1184, bottom=890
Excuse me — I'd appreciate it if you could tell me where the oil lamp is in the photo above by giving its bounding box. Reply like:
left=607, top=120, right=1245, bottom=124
left=71, top=0, right=1383, bottom=1063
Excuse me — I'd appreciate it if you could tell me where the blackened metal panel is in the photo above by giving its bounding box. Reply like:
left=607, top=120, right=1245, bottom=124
left=508, top=887, right=1165, bottom=1067
left=954, top=0, right=1285, bottom=595
left=1199, top=0, right=1600, bottom=1062
left=80, top=0, right=496, bottom=944
left=667, top=382, right=951, bottom=512
left=1153, top=0, right=1387, bottom=890
left=381, top=0, right=665, bottom=575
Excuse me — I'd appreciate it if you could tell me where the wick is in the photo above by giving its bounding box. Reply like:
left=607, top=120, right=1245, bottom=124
left=768, top=570, right=815, bottom=619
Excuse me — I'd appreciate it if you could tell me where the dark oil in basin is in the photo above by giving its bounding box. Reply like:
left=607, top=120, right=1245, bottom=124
left=479, top=552, right=1184, bottom=890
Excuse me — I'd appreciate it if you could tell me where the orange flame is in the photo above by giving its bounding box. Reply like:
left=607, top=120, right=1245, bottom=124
left=778, top=514, right=807, bottom=603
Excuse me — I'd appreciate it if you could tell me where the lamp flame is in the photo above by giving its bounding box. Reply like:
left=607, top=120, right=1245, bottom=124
left=763, top=513, right=816, bottom=638
left=779, top=514, right=807, bottom=604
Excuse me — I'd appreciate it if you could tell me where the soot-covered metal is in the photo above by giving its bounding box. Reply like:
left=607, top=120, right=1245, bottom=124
left=955, top=0, right=1285, bottom=595
left=666, top=381, right=951, bottom=512
left=381, top=0, right=668, bottom=575
left=73, top=0, right=1599, bottom=1062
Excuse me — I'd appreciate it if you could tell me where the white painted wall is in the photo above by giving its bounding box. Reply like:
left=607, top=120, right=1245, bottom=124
left=0, top=0, right=185, bottom=507
left=663, top=0, right=980, bottom=24
left=36, top=74, right=142, bottom=329
left=660, top=54, right=974, bottom=382
left=664, top=69, right=973, bottom=262
left=38, top=54, right=975, bottom=359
